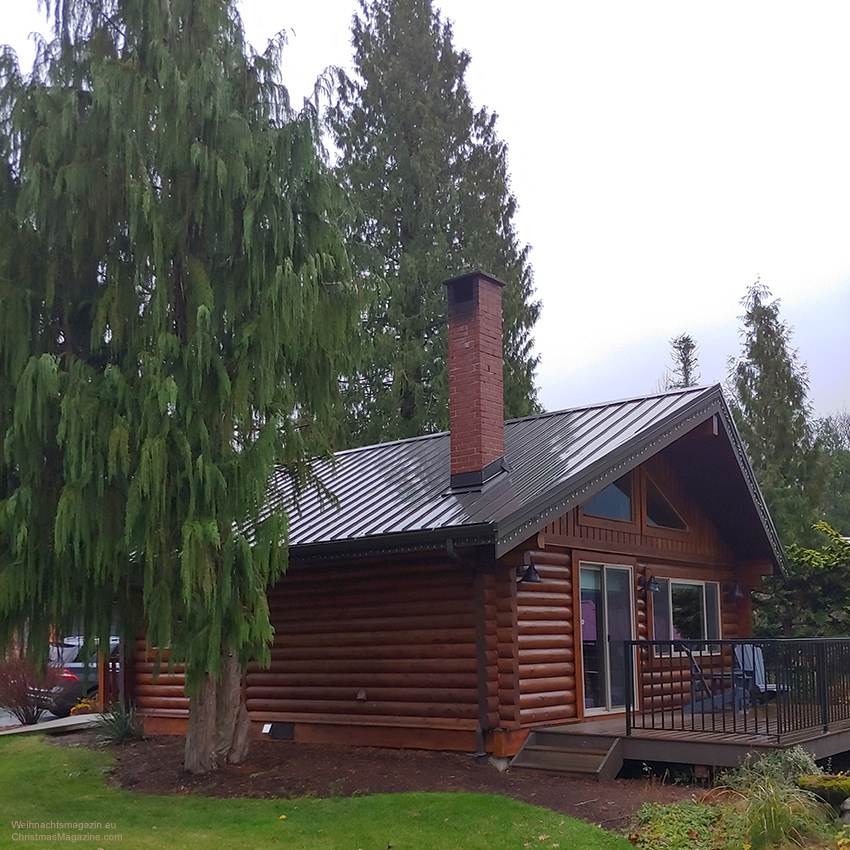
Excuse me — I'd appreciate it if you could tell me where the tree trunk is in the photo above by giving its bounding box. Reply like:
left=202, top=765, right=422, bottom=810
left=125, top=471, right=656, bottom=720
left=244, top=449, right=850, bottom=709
left=183, top=646, right=251, bottom=774
left=214, top=647, right=252, bottom=765
left=184, top=670, right=218, bottom=774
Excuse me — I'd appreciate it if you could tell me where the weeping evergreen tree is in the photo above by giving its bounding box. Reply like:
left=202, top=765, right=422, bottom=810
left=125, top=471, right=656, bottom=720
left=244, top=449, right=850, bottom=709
left=329, top=0, right=541, bottom=446
left=727, top=279, right=824, bottom=548
left=0, top=0, right=355, bottom=773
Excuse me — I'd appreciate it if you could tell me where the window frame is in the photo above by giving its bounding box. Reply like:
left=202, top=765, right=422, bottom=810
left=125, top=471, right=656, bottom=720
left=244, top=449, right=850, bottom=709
left=652, top=578, right=721, bottom=653
left=578, top=471, right=638, bottom=532
left=641, top=473, right=690, bottom=538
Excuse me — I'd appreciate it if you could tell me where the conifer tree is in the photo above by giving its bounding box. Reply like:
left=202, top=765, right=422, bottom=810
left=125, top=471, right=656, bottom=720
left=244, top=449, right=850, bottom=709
left=815, top=410, right=850, bottom=535
left=0, top=0, right=355, bottom=772
left=664, top=333, right=700, bottom=389
left=728, top=279, right=823, bottom=547
left=329, top=0, right=540, bottom=446
left=754, top=522, right=850, bottom=637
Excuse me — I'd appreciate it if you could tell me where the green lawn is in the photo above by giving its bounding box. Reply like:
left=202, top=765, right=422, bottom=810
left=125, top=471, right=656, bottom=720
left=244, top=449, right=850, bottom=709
left=0, top=736, right=632, bottom=849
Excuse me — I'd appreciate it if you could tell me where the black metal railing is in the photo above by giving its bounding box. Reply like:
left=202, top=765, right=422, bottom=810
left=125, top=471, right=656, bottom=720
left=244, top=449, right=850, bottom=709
left=624, top=638, right=850, bottom=742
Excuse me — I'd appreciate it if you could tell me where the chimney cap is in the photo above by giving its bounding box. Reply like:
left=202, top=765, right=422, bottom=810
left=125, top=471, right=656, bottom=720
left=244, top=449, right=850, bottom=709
left=443, top=269, right=506, bottom=289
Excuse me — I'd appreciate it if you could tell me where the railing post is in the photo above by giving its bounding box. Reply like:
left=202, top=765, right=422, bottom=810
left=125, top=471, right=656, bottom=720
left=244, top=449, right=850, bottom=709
left=625, top=640, right=634, bottom=736
left=817, top=642, right=830, bottom=733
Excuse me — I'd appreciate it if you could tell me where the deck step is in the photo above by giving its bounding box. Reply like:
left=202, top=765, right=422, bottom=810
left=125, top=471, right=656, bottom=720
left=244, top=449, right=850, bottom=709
left=513, top=746, right=608, bottom=773
left=534, top=730, right=617, bottom=750
left=510, top=728, right=624, bottom=781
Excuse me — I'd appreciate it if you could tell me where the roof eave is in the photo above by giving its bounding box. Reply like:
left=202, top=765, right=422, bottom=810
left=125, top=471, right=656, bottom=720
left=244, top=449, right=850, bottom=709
left=712, top=397, right=787, bottom=575
left=288, top=522, right=496, bottom=565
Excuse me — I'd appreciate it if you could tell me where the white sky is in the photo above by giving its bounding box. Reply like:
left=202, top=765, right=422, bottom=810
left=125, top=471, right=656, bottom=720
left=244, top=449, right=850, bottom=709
left=4, top=1, right=849, bottom=417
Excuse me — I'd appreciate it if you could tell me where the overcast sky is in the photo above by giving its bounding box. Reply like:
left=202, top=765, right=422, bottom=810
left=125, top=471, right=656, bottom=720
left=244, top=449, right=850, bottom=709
left=5, top=1, right=849, bottom=417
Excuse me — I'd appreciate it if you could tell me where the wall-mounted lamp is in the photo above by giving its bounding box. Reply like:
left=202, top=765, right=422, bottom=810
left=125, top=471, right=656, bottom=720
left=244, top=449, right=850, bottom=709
left=518, top=552, right=542, bottom=583
left=724, top=581, right=745, bottom=601
left=637, top=571, right=661, bottom=593
left=518, top=564, right=542, bottom=583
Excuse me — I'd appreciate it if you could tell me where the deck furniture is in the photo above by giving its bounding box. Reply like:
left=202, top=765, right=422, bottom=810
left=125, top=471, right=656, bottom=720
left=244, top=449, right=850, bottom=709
left=732, top=643, right=782, bottom=709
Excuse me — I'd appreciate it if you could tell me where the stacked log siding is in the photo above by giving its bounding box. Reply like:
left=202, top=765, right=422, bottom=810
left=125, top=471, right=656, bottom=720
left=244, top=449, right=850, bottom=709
left=516, top=550, right=576, bottom=725
left=495, top=563, right=520, bottom=729
left=134, top=643, right=189, bottom=721
left=246, top=558, right=479, bottom=735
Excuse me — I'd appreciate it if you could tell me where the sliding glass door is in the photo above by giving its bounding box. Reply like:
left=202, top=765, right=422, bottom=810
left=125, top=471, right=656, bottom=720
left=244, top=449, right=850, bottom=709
left=579, top=563, right=634, bottom=713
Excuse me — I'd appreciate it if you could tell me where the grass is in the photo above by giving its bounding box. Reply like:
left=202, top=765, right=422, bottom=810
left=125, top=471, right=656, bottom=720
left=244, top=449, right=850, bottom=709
left=0, top=736, right=633, bottom=849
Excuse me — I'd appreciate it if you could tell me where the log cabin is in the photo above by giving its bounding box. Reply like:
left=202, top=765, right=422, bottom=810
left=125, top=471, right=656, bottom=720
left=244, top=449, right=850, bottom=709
left=136, top=270, right=788, bottom=763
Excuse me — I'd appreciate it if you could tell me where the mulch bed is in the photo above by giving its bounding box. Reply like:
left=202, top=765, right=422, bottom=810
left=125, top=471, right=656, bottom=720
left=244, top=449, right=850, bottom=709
left=53, top=732, right=699, bottom=832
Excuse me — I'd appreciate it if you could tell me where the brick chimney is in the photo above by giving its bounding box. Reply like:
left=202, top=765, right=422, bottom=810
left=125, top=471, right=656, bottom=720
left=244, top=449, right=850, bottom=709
left=444, top=270, right=506, bottom=489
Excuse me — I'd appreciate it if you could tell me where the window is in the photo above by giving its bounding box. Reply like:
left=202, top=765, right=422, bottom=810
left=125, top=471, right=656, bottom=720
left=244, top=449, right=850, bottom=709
left=653, top=579, right=720, bottom=642
left=583, top=473, right=632, bottom=522
left=645, top=478, right=687, bottom=530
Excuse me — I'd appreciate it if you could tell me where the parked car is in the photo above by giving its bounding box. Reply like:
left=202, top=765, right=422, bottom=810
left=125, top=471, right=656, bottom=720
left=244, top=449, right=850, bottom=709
left=38, top=636, right=121, bottom=717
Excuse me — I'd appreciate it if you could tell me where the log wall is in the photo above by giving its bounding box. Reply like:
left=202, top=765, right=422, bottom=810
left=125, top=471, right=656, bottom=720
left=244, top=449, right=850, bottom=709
left=134, top=556, right=482, bottom=746
left=245, top=556, right=480, bottom=747
left=134, top=643, right=190, bottom=733
left=516, top=550, right=576, bottom=726
left=496, top=562, right=520, bottom=730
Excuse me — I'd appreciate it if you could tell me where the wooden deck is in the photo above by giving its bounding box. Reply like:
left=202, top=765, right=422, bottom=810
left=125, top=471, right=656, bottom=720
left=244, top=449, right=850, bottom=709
left=534, top=705, right=850, bottom=769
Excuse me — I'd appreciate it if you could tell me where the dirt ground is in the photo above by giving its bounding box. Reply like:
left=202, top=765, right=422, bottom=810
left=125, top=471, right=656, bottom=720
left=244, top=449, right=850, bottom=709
left=54, top=731, right=699, bottom=833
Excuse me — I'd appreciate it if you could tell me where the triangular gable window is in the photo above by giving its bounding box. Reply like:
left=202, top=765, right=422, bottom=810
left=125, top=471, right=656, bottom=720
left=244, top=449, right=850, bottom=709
left=583, top=473, right=632, bottom=522
left=646, top=478, right=687, bottom=530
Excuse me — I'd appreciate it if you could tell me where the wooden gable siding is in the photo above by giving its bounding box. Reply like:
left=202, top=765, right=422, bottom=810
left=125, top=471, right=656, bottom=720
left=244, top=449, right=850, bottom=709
left=541, top=454, right=734, bottom=566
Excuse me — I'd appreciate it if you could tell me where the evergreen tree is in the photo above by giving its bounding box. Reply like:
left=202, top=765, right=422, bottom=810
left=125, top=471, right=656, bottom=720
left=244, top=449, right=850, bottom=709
left=727, top=279, right=824, bottom=547
left=663, top=333, right=700, bottom=389
left=329, top=0, right=540, bottom=446
left=0, top=0, right=355, bottom=772
left=754, top=523, right=850, bottom=637
left=815, top=410, right=850, bottom=535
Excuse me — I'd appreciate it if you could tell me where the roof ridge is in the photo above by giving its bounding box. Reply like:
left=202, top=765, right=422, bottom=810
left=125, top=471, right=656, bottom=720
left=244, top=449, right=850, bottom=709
left=333, top=428, right=448, bottom=458
left=333, top=386, right=721, bottom=456
left=505, top=384, right=719, bottom=426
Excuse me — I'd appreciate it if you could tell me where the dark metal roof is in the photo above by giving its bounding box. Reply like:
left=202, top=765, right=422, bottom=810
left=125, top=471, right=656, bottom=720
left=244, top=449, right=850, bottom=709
left=263, top=384, right=784, bottom=570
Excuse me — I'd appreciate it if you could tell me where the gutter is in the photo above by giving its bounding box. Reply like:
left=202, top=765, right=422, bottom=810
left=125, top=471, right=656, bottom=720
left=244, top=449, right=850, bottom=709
left=288, top=523, right=496, bottom=565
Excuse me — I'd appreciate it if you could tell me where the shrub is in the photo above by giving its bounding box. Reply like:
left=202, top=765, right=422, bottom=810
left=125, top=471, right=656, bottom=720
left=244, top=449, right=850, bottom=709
left=738, top=773, right=834, bottom=848
left=716, top=748, right=835, bottom=849
left=0, top=657, right=54, bottom=725
left=95, top=703, right=143, bottom=745
left=635, top=750, right=838, bottom=850
left=719, top=746, right=822, bottom=790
